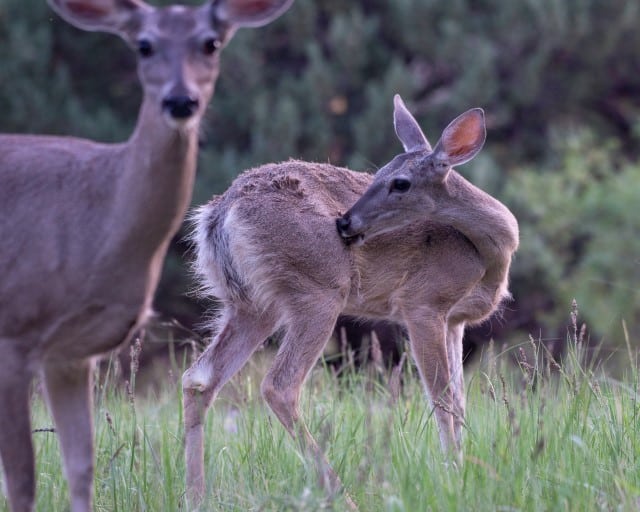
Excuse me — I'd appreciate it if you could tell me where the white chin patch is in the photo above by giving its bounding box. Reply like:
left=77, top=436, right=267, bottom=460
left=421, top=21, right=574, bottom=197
left=163, top=112, right=199, bottom=131
left=341, top=233, right=365, bottom=247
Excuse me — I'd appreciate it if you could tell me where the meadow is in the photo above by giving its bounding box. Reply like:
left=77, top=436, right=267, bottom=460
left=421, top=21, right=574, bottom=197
left=1, top=317, right=638, bottom=512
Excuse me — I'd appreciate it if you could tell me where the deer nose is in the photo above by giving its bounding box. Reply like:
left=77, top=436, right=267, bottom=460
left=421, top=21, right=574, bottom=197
left=162, top=95, right=200, bottom=119
left=336, top=214, right=366, bottom=246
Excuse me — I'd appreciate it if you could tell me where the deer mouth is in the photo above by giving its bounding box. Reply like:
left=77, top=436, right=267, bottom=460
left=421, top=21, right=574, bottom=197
left=336, top=216, right=365, bottom=246
left=338, top=232, right=365, bottom=247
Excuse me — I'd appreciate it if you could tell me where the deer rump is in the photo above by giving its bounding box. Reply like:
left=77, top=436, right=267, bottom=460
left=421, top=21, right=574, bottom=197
left=193, top=160, right=486, bottom=326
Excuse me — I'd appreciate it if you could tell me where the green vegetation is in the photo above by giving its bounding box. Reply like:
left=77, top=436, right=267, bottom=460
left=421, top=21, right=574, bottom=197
left=505, top=134, right=640, bottom=343
left=3, top=328, right=637, bottom=511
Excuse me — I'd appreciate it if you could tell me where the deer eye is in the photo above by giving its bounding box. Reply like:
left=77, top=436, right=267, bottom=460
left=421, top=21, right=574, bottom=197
left=390, top=178, right=411, bottom=193
left=137, top=38, right=154, bottom=58
left=202, top=37, right=221, bottom=55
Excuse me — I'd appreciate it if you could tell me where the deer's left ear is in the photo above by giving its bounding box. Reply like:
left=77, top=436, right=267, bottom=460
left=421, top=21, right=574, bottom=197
left=393, top=94, right=432, bottom=153
left=433, top=108, right=486, bottom=167
left=47, top=0, right=149, bottom=36
left=212, top=0, right=294, bottom=28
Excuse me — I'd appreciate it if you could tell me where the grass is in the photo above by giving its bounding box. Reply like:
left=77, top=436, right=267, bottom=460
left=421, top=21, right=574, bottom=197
left=1, top=331, right=639, bottom=512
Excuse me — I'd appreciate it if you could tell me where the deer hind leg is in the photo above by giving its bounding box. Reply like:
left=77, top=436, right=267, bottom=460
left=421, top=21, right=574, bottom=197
left=405, top=314, right=460, bottom=461
left=446, top=322, right=466, bottom=449
left=40, top=359, right=94, bottom=512
left=0, top=344, right=35, bottom=512
left=182, top=306, right=275, bottom=504
left=260, top=299, right=357, bottom=509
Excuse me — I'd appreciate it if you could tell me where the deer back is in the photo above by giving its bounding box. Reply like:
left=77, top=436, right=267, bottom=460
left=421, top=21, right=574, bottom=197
left=193, top=161, right=369, bottom=311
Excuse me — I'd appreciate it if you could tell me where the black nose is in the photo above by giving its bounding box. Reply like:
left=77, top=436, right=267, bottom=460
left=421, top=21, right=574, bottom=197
left=162, top=95, right=199, bottom=119
left=336, top=215, right=351, bottom=235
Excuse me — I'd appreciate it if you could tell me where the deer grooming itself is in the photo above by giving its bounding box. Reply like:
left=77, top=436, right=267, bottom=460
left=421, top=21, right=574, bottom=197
left=182, top=94, right=519, bottom=507
left=0, top=0, right=293, bottom=511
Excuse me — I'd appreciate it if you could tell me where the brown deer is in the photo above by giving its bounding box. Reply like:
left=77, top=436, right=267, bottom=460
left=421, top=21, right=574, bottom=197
left=182, top=95, right=519, bottom=507
left=0, top=0, right=293, bottom=511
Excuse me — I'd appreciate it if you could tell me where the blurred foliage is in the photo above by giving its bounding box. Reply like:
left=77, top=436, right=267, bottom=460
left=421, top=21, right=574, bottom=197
left=2, top=0, right=640, bottom=347
left=0, top=0, right=135, bottom=139
left=505, top=132, right=640, bottom=344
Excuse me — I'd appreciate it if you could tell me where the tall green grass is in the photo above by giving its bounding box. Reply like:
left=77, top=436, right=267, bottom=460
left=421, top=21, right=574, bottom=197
left=2, top=332, right=638, bottom=511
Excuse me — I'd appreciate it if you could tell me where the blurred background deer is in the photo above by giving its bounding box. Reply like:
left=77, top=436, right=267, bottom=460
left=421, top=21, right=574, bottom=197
left=183, top=95, right=519, bottom=506
left=0, top=0, right=293, bottom=510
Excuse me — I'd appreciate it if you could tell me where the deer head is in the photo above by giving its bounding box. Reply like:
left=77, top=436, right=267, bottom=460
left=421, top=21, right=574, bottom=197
left=337, top=94, right=486, bottom=245
left=48, top=0, right=293, bottom=129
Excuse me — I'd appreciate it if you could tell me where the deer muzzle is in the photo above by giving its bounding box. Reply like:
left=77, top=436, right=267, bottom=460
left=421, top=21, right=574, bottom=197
left=336, top=215, right=365, bottom=246
left=162, top=95, right=200, bottom=119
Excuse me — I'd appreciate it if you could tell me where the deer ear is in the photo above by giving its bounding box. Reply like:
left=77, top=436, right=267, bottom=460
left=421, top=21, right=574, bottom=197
left=212, top=0, right=294, bottom=28
left=47, top=0, right=149, bottom=35
left=433, top=108, right=486, bottom=167
left=393, top=95, right=432, bottom=153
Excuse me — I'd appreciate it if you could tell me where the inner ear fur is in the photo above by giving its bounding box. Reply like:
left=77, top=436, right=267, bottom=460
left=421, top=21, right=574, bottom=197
left=438, top=108, right=486, bottom=166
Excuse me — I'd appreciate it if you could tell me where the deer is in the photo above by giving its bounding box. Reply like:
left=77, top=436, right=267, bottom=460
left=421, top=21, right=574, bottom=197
left=182, top=94, right=520, bottom=507
left=0, top=0, right=293, bottom=511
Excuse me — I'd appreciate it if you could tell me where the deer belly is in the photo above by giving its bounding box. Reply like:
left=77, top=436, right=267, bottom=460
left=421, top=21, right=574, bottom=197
left=38, top=303, right=146, bottom=362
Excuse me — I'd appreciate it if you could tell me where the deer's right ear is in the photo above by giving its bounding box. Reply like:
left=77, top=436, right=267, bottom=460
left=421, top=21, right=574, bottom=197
left=213, top=0, right=294, bottom=28
left=47, top=0, right=149, bottom=36
left=393, top=94, right=432, bottom=154
left=433, top=108, right=486, bottom=167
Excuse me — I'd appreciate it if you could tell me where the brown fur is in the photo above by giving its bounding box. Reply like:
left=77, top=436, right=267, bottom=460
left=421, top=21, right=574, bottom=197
left=182, top=97, right=519, bottom=508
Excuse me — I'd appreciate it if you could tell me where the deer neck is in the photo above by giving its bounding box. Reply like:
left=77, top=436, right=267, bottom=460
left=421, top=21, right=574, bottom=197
left=120, top=98, right=198, bottom=240
left=438, top=171, right=519, bottom=275
left=104, top=97, right=199, bottom=270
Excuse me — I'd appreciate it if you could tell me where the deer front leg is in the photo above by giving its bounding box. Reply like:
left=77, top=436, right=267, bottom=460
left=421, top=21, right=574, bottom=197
left=182, top=307, right=274, bottom=505
left=260, top=307, right=358, bottom=511
left=41, top=359, right=94, bottom=512
left=446, top=322, right=466, bottom=448
left=405, top=314, right=461, bottom=462
left=0, top=344, right=35, bottom=512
